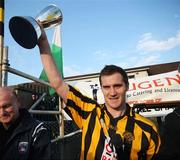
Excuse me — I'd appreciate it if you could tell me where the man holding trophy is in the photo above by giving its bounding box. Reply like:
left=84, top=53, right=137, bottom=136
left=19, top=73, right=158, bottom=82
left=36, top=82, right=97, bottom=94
left=9, top=4, right=160, bottom=160
left=37, top=25, right=160, bottom=160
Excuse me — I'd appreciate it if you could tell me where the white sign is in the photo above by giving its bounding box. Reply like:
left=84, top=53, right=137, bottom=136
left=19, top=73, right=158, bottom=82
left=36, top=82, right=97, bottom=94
left=127, top=70, right=180, bottom=106
left=74, top=70, right=180, bottom=106
left=71, top=70, right=180, bottom=117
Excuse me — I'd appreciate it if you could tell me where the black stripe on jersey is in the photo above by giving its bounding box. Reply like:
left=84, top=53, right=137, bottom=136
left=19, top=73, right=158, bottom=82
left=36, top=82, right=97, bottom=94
left=69, top=85, right=97, bottom=104
left=67, top=99, right=91, bottom=119
left=0, top=0, right=4, bottom=8
left=64, top=107, right=73, bottom=119
left=150, top=128, right=159, bottom=153
left=135, top=120, right=152, bottom=133
left=135, top=120, right=159, bottom=148
left=138, top=132, right=148, bottom=160
left=0, top=22, right=4, bottom=36
left=124, top=117, right=135, bottom=160
left=95, top=128, right=105, bottom=159
left=84, top=108, right=97, bottom=158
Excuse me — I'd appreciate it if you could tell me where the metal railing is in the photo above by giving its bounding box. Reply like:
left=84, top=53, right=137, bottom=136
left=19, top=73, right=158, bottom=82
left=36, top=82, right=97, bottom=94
left=1, top=47, right=65, bottom=137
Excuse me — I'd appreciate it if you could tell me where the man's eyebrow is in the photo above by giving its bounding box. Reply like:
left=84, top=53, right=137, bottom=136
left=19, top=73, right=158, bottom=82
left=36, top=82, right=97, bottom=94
left=0, top=103, right=11, bottom=108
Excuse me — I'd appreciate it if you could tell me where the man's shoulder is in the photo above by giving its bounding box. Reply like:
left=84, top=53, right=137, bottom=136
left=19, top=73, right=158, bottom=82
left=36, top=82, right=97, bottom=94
left=19, top=109, right=48, bottom=131
left=31, top=122, right=48, bottom=136
left=134, top=113, right=157, bottom=128
left=19, top=109, right=37, bottom=123
left=165, top=109, right=180, bottom=123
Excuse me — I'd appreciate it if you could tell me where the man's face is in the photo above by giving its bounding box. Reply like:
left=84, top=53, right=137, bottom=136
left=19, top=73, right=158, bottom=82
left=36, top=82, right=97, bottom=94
left=101, top=73, right=128, bottom=110
left=0, top=88, right=19, bottom=127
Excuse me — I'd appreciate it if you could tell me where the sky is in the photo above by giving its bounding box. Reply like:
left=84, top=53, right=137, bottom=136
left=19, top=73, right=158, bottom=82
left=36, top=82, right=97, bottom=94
left=4, top=0, right=180, bottom=85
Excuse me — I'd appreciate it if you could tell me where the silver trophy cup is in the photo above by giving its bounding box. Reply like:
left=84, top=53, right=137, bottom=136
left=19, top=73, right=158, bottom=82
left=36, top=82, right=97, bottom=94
left=9, top=4, right=63, bottom=49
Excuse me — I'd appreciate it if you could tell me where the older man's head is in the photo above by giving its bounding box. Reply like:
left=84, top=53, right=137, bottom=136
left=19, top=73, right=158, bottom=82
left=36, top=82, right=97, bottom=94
left=0, top=87, right=20, bottom=129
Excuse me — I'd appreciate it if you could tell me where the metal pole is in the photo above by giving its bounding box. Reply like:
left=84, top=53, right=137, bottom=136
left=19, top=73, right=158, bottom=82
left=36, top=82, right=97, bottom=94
left=1, top=46, right=8, bottom=86
left=29, top=110, right=60, bottom=115
left=4, top=66, right=51, bottom=87
left=29, top=92, right=47, bottom=110
left=57, top=25, right=64, bottom=137
left=0, top=0, right=4, bottom=86
left=59, top=97, right=64, bottom=137
left=51, top=129, right=82, bottom=143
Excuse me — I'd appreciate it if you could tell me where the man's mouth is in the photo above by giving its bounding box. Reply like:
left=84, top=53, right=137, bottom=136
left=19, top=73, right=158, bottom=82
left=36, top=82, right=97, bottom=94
left=0, top=115, right=10, bottom=120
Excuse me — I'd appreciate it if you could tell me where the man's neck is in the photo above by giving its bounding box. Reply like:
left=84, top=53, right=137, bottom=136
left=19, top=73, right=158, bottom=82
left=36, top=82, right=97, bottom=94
left=106, top=103, right=126, bottom=118
left=3, top=123, right=10, bottom=130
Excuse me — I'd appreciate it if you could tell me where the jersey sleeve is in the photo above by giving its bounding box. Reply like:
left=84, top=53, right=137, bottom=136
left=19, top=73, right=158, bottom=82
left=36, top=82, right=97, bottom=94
left=65, top=85, right=98, bottom=129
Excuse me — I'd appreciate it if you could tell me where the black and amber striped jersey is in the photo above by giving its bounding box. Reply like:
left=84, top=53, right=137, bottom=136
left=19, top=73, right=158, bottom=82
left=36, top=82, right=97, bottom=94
left=65, top=85, right=161, bottom=160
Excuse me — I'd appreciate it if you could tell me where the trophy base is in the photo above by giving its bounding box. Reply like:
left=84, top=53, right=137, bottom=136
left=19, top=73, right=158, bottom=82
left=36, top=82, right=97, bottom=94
left=9, top=16, right=40, bottom=49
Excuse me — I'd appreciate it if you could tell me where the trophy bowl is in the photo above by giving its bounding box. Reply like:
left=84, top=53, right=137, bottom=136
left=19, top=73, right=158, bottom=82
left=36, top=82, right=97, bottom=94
left=9, top=4, right=63, bottom=49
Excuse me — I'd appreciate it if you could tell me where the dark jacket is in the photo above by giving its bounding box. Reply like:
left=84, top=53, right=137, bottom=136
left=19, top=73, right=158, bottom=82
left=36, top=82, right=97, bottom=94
left=157, top=108, right=180, bottom=160
left=0, top=109, right=51, bottom=160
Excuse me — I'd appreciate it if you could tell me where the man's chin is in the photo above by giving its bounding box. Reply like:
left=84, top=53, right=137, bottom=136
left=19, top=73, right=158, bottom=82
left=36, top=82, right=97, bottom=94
left=0, top=117, right=11, bottom=124
left=107, top=104, right=121, bottom=110
left=109, top=102, right=121, bottom=108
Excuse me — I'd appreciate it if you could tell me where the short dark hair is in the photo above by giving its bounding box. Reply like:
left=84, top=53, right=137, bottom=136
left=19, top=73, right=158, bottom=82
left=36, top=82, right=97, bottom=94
left=99, top=65, right=129, bottom=87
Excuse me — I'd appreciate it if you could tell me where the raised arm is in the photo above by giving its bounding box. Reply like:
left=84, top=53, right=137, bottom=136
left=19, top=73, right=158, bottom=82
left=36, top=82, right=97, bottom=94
left=37, top=26, right=69, bottom=103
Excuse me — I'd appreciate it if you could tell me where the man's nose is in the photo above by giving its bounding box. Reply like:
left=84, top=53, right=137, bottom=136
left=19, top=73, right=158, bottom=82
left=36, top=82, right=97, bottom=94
left=0, top=108, right=5, bottom=116
left=109, top=87, right=116, bottom=95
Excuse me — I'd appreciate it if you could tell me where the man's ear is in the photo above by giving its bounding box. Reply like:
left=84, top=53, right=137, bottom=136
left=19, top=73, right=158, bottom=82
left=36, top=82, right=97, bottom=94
left=16, top=99, right=21, bottom=108
left=126, top=84, right=129, bottom=91
left=13, top=91, right=21, bottom=108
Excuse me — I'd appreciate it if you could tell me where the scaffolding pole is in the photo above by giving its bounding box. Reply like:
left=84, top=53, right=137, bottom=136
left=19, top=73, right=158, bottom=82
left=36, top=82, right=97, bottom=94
left=1, top=46, right=8, bottom=86
left=0, top=0, right=4, bottom=86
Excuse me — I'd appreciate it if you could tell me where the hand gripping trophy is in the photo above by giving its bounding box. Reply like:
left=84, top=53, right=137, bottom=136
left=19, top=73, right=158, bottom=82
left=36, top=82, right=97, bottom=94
left=9, top=4, right=63, bottom=49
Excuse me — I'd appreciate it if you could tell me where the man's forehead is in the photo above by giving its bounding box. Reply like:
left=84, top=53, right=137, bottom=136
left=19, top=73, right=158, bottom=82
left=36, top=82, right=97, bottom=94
left=101, top=73, right=123, bottom=81
left=0, top=87, right=14, bottom=94
left=0, top=92, right=16, bottom=108
left=0, top=87, right=15, bottom=100
left=0, top=87, right=13, bottom=93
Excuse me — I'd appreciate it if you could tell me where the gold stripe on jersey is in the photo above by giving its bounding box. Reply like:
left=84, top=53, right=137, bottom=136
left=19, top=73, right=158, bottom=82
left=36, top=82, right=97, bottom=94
left=130, top=124, right=142, bottom=159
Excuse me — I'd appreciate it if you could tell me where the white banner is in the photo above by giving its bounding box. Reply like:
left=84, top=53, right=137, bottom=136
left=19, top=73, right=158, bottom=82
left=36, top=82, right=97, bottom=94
left=73, top=70, right=180, bottom=106
left=75, top=71, right=180, bottom=106
left=71, top=70, right=180, bottom=117
left=127, top=70, right=180, bottom=106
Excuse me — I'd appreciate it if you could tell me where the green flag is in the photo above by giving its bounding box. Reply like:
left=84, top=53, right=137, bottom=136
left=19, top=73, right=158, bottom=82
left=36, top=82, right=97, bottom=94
left=39, top=25, right=63, bottom=95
